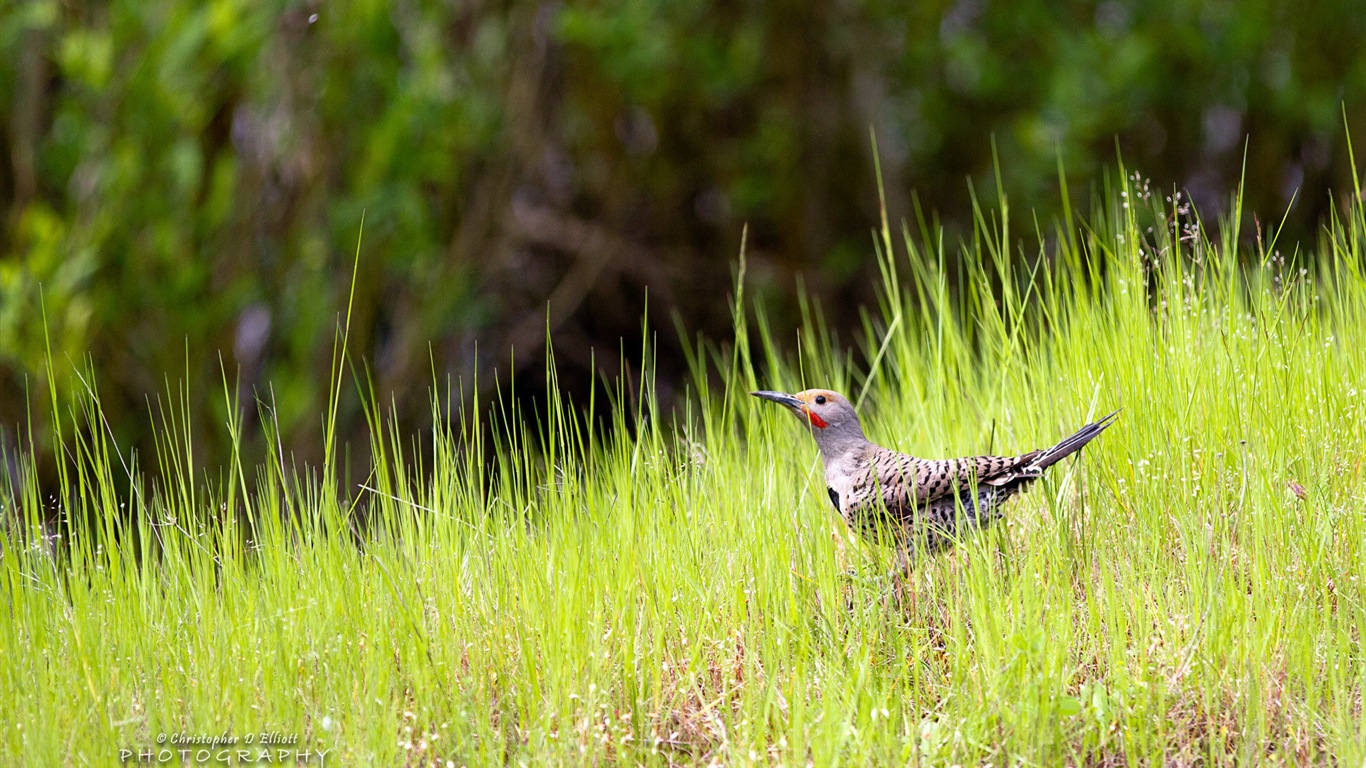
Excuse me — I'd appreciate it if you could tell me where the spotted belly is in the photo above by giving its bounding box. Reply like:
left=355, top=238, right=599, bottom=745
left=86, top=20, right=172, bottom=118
left=846, top=484, right=1011, bottom=554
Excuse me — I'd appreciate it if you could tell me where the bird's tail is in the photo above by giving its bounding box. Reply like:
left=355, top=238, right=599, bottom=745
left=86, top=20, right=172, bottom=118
left=1028, top=410, right=1119, bottom=471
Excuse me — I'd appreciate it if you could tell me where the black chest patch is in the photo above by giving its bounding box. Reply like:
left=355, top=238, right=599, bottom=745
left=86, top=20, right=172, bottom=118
left=826, top=486, right=840, bottom=511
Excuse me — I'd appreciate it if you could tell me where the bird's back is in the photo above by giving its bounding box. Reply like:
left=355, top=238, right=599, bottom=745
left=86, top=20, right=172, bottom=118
left=839, top=444, right=1038, bottom=551
left=838, top=407, right=1120, bottom=552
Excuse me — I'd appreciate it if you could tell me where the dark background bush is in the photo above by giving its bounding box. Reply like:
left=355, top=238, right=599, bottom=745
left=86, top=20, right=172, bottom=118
left=2, top=0, right=1364, bottom=484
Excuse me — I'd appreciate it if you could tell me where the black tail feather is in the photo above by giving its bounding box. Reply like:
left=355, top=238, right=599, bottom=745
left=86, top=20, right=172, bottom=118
left=1029, top=410, right=1119, bottom=471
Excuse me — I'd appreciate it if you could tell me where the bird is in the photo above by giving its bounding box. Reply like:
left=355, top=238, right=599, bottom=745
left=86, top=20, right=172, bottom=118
left=751, top=389, right=1116, bottom=558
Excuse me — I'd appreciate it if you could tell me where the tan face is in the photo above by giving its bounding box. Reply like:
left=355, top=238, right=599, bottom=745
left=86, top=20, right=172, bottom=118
left=751, top=388, right=854, bottom=431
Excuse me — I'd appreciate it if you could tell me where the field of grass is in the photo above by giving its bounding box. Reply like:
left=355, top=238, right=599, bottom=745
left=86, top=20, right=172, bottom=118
left=4, top=170, right=1366, bottom=766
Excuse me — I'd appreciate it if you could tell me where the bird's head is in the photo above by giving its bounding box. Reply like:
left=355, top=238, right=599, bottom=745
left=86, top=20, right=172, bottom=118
left=750, top=389, right=866, bottom=455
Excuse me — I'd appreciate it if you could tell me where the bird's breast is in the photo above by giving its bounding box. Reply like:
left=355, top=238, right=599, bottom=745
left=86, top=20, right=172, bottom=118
left=823, top=464, right=859, bottom=514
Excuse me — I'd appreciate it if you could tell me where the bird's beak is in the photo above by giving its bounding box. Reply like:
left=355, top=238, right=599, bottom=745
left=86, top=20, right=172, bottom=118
left=750, top=390, right=805, bottom=411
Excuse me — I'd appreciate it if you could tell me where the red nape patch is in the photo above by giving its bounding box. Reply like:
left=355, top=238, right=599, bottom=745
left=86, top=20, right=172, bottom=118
left=806, top=410, right=829, bottom=429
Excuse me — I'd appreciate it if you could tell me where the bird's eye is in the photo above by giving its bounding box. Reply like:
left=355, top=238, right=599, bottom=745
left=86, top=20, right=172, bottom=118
left=814, top=395, right=827, bottom=405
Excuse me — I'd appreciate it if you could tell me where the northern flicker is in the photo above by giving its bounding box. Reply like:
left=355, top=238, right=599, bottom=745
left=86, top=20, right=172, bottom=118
left=752, top=389, right=1116, bottom=555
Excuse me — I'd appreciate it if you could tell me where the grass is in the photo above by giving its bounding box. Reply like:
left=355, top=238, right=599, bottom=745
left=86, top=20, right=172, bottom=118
left=3, top=168, right=1366, bottom=766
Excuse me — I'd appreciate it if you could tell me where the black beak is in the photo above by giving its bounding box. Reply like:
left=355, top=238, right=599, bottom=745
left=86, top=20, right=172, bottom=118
left=750, top=390, right=805, bottom=410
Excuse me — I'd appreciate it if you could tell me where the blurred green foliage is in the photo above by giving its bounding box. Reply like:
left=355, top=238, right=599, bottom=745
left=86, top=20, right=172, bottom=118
left=2, top=0, right=1365, bottom=483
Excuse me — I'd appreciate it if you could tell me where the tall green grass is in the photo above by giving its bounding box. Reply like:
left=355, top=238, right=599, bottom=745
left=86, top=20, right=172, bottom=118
left=4, top=171, right=1365, bottom=765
